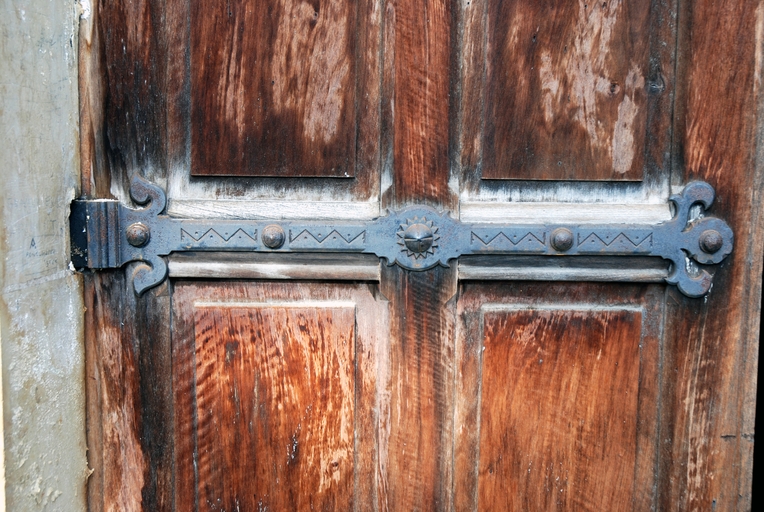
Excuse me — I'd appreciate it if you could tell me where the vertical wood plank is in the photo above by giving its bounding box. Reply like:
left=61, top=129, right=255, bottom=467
left=98, top=0, right=169, bottom=190
left=85, top=273, right=177, bottom=511
left=458, top=0, right=488, bottom=180
left=388, top=0, right=454, bottom=207
left=380, top=1, right=458, bottom=509
left=380, top=267, right=456, bottom=511
left=659, top=0, right=764, bottom=509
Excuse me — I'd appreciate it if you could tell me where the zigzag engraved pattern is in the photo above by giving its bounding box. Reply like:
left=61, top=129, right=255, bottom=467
left=290, top=228, right=366, bottom=245
left=180, top=228, right=257, bottom=244
left=471, top=231, right=546, bottom=246
left=578, top=231, right=653, bottom=249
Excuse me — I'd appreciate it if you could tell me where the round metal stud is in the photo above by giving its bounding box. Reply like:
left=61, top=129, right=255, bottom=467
left=551, top=228, right=574, bottom=252
left=699, top=229, right=723, bottom=254
left=126, top=223, right=150, bottom=247
left=262, top=224, right=286, bottom=249
left=403, top=223, right=434, bottom=254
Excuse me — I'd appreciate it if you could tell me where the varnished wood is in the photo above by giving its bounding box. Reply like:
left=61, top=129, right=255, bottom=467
left=483, top=1, right=650, bottom=181
left=93, top=0, right=381, bottom=205
left=80, top=0, right=764, bottom=510
left=195, top=304, right=355, bottom=509
left=479, top=307, right=641, bottom=510
left=454, top=283, right=663, bottom=511
left=460, top=0, right=675, bottom=183
left=172, top=282, right=388, bottom=511
left=84, top=273, right=174, bottom=511
left=376, top=2, right=461, bottom=509
left=379, top=266, right=456, bottom=510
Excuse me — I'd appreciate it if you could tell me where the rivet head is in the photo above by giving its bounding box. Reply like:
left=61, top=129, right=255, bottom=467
left=551, top=228, right=574, bottom=252
left=126, top=223, right=150, bottom=247
left=262, top=224, right=286, bottom=249
left=700, top=229, right=723, bottom=254
left=403, top=223, right=434, bottom=254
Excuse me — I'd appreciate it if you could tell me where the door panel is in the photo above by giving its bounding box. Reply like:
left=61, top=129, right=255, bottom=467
left=172, top=281, right=389, bottom=510
left=480, top=1, right=655, bottom=181
left=191, top=0, right=367, bottom=177
left=454, top=283, right=663, bottom=511
left=79, top=0, right=762, bottom=511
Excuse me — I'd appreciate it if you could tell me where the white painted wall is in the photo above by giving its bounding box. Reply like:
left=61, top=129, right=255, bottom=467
left=0, top=0, right=88, bottom=510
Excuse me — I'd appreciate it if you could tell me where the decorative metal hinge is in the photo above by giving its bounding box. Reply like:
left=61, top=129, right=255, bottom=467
left=70, top=176, right=733, bottom=297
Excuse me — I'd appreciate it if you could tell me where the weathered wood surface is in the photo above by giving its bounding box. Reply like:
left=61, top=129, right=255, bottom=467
left=168, top=252, right=381, bottom=281
left=655, top=0, right=764, bottom=509
left=377, top=2, right=459, bottom=510
left=454, top=283, right=663, bottom=511
left=191, top=0, right=358, bottom=177
left=81, top=0, right=763, bottom=510
left=460, top=0, right=674, bottom=182
left=172, top=282, right=388, bottom=511
left=84, top=273, right=174, bottom=511
left=195, top=303, right=355, bottom=509
left=385, top=0, right=455, bottom=208
left=91, top=0, right=381, bottom=206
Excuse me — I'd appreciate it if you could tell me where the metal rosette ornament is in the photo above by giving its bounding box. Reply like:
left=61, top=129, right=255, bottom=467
left=366, top=206, right=466, bottom=271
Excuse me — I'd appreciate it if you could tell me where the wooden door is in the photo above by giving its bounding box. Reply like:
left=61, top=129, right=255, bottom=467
left=78, top=0, right=763, bottom=510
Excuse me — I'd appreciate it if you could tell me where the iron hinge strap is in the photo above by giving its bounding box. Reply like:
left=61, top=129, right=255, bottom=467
left=70, top=177, right=734, bottom=298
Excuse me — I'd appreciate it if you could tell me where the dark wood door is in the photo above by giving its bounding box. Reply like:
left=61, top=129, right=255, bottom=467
left=80, top=0, right=762, bottom=510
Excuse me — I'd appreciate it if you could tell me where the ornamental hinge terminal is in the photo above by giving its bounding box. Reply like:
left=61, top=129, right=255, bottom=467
left=70, top=176, right=734, bottom=298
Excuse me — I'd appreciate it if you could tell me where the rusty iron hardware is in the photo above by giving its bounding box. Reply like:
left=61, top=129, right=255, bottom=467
left=70, top=176, right=734, bottom=297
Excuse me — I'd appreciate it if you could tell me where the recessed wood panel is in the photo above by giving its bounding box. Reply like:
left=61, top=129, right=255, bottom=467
left=194, top=303, right=355, bottom=510
left=191, top=0, right=358, bottom=177
left=454, top=283, right=663, bottom=511
left=478, top=307, right=641, bottom=510
left=477, top=1, right=654, bottom=181
left=173, top=282, right=388, bottom=511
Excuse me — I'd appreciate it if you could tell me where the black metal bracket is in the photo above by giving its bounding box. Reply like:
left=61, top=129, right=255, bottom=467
left=70, top=176, right=734, bottom=297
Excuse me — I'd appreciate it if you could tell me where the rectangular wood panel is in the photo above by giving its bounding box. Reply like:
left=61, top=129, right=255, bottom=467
left=191, top=0, right=358, bottom=177
left=454, top=283, right=662, bottom=511
left=194, top=303, right=355, bottom=510
left=173, top=282, right=388, bottom=511
left=468, top=0, right=664, bottom=181
left=479, top=307, right=641, bottom=510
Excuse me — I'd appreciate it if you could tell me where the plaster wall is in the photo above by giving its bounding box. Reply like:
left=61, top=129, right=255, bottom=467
left=0, top=0, right=87, bottom=509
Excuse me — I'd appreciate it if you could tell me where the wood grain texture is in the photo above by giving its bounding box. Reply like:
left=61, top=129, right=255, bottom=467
left=191, top=0, right=357, bottom=177
left=657, top=0, right=764, bottom=509
left=379, top=266, right=456, bottom=511
left=78, top=4, right=108, bottom=198
left=458, top=0, right=677, bottom=182
left=84, top=272, right=174, bottom=512
left=454, top=283, right=663, bottom=511
left=98, top=0, right=170, bottom=190
left=378, top=3, right=459, bottom=508
left=84, top=273, right=145, bottom=511
left=485, top=0, right=650, bottom=180
left=195, top=304, right=356, bottom=510
left=387, top=0, right=455, bottom=207
left=94, top=0, right=381, bottom=205
left=173, top=282, right=388, bottom=512
left=479, top=308, right=641, bottom=510
left=168, top=252, right=381, bottom=281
